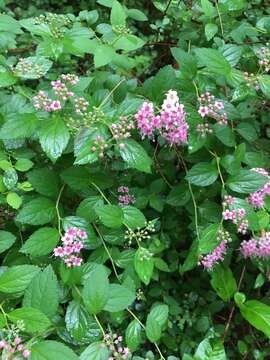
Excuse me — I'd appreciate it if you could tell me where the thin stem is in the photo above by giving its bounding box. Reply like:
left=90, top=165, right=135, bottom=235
left=164, top=0, right=173, bottom=15
left=0, top=303, right=10, bottom=330
left=98, top=79, right=125, bottom=109
left=209, top=150, right=225, bottom=189
left=223, top=265, right=246, bottom=341
left=175, top=148, right=200, bottom=240
left=193, top=80, right=199, bottom=98
left=55, top=185, right=65, bottom=236
left=215, top=0, right=224, bottom=36
left=93, top=224, right=120, bottom=281
left=94, top=314, right=106, bottom=338
left=91, top=182, right=111, bottom=204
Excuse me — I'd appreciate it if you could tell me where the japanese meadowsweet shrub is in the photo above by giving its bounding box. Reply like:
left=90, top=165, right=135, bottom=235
left=0, top=0, right=270, bottom=359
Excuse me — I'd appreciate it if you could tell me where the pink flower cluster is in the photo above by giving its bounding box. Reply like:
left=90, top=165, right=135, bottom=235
left=74, top=97, right=89, bottom=116
left=247, top=168, right=270, bottom=209
left=118, top=186, right=135, bottom=206
left=240, top=232, right=270, bottom=258
left=199, top=230, right=231, bottom=270
left=33, top=73, right=85, bottom=113
left=198, top=92, right=228, bottom=126
left=53, top=227, right=87, bottom=267
left=222, top=196, right=248, bottom=234
left=135, top=90, right=189, bottom=145
left=244, top=72, right=260, bottom=91
left=111, top=116, right=135, bottom=140
left=0, top=337, right=31, bottom=359
left=257, top=46, right=270, bottom=72
left=103, top=333, right=130, bottom=360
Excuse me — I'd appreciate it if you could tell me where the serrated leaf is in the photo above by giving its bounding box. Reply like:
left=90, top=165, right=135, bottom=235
left=16, top=197, right=56, bottom=225
left=0, top=265, right=40, bottom=294
left=119, top=139, right=152, bottom=173
left=8, top=307, right=51, bottom=333
left=20, top=227, right=59, bottom=257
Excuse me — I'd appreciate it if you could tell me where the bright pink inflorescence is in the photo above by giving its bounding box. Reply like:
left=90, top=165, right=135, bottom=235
left=198, top=92, right=228, bottom=126
left=222, top=196, right=249, bottom=234
left=199, top=230, right=231, bottom=270
left=247, top=168, right=270, bottom=209
left=240, top=232, right=270, bottom=259
left=53, top=227, right=87, bottom=267
left=118, top=186, right=135, bottom=206
left=33, top=73, right=86, bottom=113
left=135, top=90, right=189, bottom=146
left=0, top=337, right=31, bottom=359
left=102, top=333, right=130, bottom=360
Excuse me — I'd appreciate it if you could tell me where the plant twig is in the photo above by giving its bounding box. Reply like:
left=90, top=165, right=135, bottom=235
left=55, top=185, right=65, bottom=236
left=215, top=0, right=224, bottom=36
left=223, top=265, right=246, bottom=341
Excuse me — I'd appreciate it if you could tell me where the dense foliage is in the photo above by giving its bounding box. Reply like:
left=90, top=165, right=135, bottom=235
left=1, top=0, right=270, bottom=359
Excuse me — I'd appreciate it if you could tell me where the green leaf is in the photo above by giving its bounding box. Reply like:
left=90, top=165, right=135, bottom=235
left=95, top=205, right=124, bottom=228
left=194, top=337, right=226, bottom=360
left=125, top=320, right=142, bottom=351
left=166, top=183, right=190, bottom=206
left=122, top=206, right=146, bottom=230
left=214, top=124, right=236, bottom=147
left=170, top=48, right=197, bottom=80
left=94, top=45, right=116, bottom=68
left=0, top=265, right=40, bottom=294
left=79, top=342, right=109, bottom=360
left=3, top=168, right=18, bottom=189
left=82, top=264, right=109, bottom=314
left=20, top=227, right=59, bottom=257
left=186, top=162, right=218, bottom=187
left=119, top=139, right=152, bottom=173
left=201, top=0, right=215, bottom=17
left=0, top=71, right=18, bottom=87
left=236, top=123, right=258, bottom=142
left=39, top=117, right=70, bottom=162
left=16, top=197, right=56, bottom=225
left=146, top=304, right=168, bottom=343
left=30, top=341, right=78, bottom=360
left=15, top=158, right=34, bottom=172
left=199, top=224, right=220, bottom=254
left=0, top=14, right=22, bottom=33
left=258, top=75, right=270, bottom=98
left=23, top=265, right=58, bottom=319
left=0, top=114, right=38, bottom=139
left=8, top=307, right=51, bottom=333
left=65, top=301, right=101, bottom=342
left=76, top=196, right=104, bottom=222
left=237, top=300, right=270, bottom=339
left=27, top=168, right=59, bottom=198
left=110, top=0, right=126, bottom=27
left=104, top=284, right=135, bottom=312
left=227, top=169, right=268, bottom=193
left=0, top=230, right=16, bottom=253
left=210, top=265, right=237, bottom=302
left=205, top=23, right=218, bottom=41
left=134, top=247, right=154, bottom=285
left=127, top=9, right=147, bottom=21
left=194, top=48, right=232, bottom=77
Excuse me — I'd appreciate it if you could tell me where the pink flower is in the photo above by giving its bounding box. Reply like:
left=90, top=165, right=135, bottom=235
left=50, top=100, right=61, bottom=111
left=222, top=209, right=233, bottom=220
left=200, top=240, right=227, bottom=270
left=198, top=106, right=209, bottom=117
left=53, top=247, right=65, bottom=257
left=22, top=349, right=31, bottom=358
left=14, top=337, right=21, bottom=345
left=0, top=340, right=7, bottom=349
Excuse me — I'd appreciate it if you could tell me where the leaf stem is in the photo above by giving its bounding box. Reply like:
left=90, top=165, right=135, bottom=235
left=98, top=79, right=125, bottom=109
left=94, top=314, right=106, bottom=338
left=215, top=0, right=224, bottom=36
left=55, top=185, right=65, bottom=236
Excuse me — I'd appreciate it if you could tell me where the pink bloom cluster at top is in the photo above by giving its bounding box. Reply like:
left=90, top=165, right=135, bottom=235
left=222, top=196, right=248, bottom=234
left=33, top=73, right=86, bottom=113
left=240, top=232, right=270, bottom=258
left=247, top=168, right=270, bottom=209
left=103, top=333, right=130, bottom=360
left=135, top=90, right=189, bottom=146
left=118, top=186, right=135, bottom=206
left=198, top=92, right=228, bottom=126
left=53, top=227, right=87, bottom=267
left=199, top=229, right=231, bottom=270
left=0, top=337, right=31, bottom=359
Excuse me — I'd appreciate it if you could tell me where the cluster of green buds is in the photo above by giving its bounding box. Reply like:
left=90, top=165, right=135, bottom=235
left=112, top=25, right=130, bottom=36
left=91, top=135, right=109, bottom=159
left=15, top=58, right=44, bottom=78
left=34, top=13, right=72, bottom=38
left=125, top=221, right=156, bottom=246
